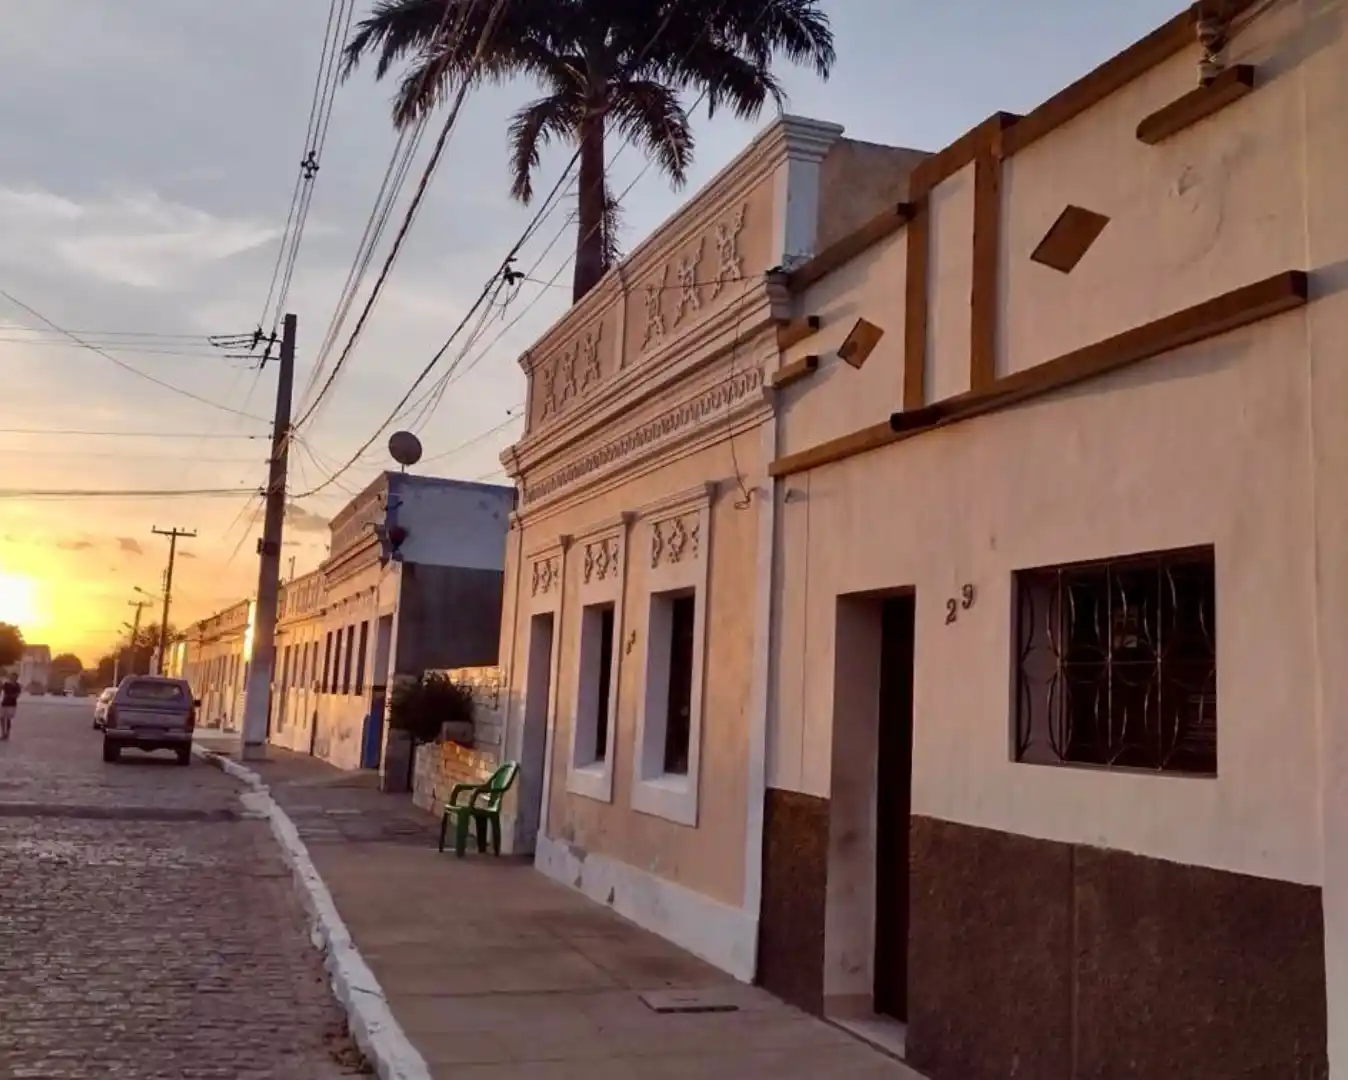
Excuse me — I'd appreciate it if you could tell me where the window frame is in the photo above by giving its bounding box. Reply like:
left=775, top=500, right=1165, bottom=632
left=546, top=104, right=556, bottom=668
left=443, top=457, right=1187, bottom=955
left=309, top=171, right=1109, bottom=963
left=631, top=483, right=715, bottom=827
left=342, top=623, right=356, bottom=695
left=1012, top=544, right=1218, bottom=777
left=355, top=621, right=370, bottom=696
left=565, top=514, right=630, bottom=804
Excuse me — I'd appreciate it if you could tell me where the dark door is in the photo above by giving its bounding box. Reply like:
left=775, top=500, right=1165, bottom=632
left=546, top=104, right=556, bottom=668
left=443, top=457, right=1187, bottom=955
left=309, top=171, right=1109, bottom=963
left=874, top=595, right=916, bottom=1021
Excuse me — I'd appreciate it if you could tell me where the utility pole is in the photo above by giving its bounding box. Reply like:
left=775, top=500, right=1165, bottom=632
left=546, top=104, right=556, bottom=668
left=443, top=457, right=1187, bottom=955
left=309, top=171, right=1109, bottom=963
left=241, top=312, right=295, bottom=761
left=113, top=599, right=148, bottom=685
left=151, top=527, right=196, bottom=674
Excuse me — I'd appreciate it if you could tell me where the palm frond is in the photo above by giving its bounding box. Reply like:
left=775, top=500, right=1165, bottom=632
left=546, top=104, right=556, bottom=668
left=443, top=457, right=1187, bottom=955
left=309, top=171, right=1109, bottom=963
left=606, top=79, right=694, bottom=187
left=507, top=94, right=582, bottom=203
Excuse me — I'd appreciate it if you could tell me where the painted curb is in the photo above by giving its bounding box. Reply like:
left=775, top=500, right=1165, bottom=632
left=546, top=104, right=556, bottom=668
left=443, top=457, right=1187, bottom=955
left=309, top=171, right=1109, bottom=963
left=195, top=746, right=432, bottom=1080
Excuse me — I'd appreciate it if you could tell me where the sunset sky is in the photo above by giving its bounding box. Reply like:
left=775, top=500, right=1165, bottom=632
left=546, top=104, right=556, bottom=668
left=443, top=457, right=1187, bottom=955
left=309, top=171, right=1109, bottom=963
left=0, top=0, right=1181, bottom=664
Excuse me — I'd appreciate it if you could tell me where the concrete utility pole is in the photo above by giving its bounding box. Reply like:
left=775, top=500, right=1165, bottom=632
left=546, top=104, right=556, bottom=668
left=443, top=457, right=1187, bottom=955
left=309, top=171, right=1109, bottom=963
left=240, top=312, right=295, bottom=761
left=151, top=527, right=196, bottom=674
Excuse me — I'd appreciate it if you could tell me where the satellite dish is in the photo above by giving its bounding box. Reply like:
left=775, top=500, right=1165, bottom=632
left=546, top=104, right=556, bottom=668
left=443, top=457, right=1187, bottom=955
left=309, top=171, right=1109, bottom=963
left=388, top=430, right=423, bottom=469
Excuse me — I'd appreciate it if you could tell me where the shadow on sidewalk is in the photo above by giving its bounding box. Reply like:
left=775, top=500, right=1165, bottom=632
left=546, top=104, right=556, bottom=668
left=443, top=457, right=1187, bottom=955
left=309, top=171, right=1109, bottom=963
left=216, top=745, right=927, bottom=1080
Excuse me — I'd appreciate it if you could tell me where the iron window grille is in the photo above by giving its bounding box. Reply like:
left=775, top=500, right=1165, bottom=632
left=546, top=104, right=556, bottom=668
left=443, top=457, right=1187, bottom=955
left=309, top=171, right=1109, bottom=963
left=1014, top=545, right=1217, bottom=775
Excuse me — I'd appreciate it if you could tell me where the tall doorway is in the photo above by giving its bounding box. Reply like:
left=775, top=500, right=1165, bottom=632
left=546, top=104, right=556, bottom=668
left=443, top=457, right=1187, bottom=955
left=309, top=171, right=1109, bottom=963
left=362, top=615, right=394, bottom=770
left=516, top=612, right=555, bottom=853
left=873, top=595, right=916, bottom=1021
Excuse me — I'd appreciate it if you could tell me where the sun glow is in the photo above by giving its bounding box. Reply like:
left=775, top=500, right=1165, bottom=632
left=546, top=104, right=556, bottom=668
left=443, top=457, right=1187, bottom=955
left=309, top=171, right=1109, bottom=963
left=0, top=571, right=40, bottom=629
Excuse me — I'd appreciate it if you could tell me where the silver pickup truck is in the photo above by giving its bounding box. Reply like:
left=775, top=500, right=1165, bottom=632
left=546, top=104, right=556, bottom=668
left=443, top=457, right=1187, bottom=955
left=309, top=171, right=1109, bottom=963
left=101, top=676, right=198, bottom=766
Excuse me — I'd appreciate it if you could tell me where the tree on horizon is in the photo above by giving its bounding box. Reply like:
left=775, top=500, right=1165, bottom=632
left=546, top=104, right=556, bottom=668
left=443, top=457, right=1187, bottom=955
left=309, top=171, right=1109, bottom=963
left=342, top=0, right=835, bottom=303
left=0, top=623, right=23, bottom=669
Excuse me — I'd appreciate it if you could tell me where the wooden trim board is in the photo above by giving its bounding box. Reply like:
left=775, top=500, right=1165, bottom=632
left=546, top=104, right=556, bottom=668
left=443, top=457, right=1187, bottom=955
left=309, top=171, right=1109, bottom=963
left=1136, top=64, right=1256, bottom=144
left=769, top=270, right=1308, bottom=479
left=786, top=203, right=914, bottom=294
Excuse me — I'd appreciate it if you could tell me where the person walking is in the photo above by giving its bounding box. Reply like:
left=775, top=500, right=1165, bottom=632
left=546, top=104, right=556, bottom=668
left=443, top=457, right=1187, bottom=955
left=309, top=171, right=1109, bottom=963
left=0, top=672, right=20, bottom=740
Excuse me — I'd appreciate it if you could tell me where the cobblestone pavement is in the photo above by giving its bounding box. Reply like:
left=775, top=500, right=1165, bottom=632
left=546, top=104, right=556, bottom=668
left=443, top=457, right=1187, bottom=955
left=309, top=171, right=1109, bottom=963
left=0, top=698, right=365, bottom=1079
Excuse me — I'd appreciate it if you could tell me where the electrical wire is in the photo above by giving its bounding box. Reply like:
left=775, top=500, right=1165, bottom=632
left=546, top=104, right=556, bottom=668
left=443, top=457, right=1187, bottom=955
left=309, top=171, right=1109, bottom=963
left=417, top=406, right=524, bottom=465
left=293, top=0, right=511, bottom=431
left=0, top=486, right=258, bottom=500
left=257, top=0, right=354, bottom=334
left=0, top=428, right=265, bottom=439
left=293, top=0, right=724, bottom=498
left=296, top=0, right=486, bottom=418
left=0, top=289, right=271, bottom=423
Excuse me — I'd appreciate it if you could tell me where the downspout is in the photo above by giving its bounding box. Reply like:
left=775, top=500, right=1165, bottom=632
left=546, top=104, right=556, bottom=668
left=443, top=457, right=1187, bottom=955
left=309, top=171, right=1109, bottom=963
left=742, top=381, right=780, bottom=977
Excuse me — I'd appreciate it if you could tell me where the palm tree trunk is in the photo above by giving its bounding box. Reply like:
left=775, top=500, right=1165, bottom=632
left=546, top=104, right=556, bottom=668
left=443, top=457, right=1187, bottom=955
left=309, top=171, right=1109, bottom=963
left=573, top=110, right=608, bottom=304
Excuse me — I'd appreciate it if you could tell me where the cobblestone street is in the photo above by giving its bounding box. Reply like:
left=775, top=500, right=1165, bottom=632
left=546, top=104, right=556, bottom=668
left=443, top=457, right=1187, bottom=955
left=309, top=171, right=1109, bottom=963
left=0, top=697, right=363, bottom=1079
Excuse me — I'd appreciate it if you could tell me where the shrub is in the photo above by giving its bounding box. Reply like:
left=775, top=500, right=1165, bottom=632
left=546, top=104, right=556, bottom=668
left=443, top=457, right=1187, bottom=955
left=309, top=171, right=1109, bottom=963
left=388, top=673, right=475, bottom=746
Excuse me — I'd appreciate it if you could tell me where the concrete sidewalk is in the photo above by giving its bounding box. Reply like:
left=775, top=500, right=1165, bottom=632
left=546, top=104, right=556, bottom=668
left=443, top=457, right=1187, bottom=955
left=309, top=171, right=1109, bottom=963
left=200, top=738, right=925, bottom=1079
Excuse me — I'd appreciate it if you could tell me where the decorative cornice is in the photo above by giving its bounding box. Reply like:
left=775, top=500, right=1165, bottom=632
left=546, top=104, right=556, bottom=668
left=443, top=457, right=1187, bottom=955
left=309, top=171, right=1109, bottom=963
left=520, top=366, right=765, bottom=507
left=508, top=292, right=779, bottom=477
left=513, top=114, right=846, bottom=382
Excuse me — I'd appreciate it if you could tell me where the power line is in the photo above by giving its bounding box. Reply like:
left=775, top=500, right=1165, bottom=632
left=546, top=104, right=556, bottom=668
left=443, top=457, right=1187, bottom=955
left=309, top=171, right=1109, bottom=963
left=293, top=0, right=512, bottom=431
left=293, top=0, right=710, bottom=497
left=418, top=406, right=524, bottom=465
left=257, top=0, right=354, bottom=335
left=0, top=428, right=265, bottom=439
left=0, top=337, right=259, bottom=360
left=0, top=486, right=258, bottom=500
left=0, top=289, right=271, bottom=423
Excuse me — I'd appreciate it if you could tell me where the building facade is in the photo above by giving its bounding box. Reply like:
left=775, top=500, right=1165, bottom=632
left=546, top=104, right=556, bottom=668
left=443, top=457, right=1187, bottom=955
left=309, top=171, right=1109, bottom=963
left=308, top=472, right=514, bottom=773
left=753, top=4, right=1341, bottom=1079
left=495, top=114, right=925, bottom=976
left=16, top=645, right=50, bottom=692
left=180, top=599, right=251, bottom=729
left=491, top=3, right=1347, bottom=1078
left=182, top=473, right=515, bottom=773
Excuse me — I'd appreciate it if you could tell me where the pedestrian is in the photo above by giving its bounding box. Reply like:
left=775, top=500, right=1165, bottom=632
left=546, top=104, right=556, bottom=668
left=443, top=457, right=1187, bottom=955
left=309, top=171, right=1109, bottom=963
left=0, top=671, right=19, bottom=740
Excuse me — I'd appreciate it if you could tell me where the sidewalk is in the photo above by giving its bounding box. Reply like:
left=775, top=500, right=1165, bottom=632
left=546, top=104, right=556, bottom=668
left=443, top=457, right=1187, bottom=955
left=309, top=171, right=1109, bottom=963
left=198, top=738, right=926, bottom=1079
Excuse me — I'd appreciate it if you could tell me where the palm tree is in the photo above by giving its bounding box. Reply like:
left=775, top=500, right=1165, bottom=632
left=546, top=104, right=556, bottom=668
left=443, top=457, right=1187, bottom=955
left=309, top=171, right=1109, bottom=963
left=343, top=0, right=834, bottom=302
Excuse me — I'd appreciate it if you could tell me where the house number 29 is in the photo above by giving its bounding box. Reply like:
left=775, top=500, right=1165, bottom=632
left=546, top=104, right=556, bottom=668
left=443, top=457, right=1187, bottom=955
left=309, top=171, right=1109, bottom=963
left=945, top=584, right=976, bottom=624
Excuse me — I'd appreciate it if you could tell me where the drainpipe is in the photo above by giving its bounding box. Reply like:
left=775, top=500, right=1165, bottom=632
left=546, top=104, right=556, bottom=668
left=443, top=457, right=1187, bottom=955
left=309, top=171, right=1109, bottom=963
left=742, top=381, right=780, bottom=979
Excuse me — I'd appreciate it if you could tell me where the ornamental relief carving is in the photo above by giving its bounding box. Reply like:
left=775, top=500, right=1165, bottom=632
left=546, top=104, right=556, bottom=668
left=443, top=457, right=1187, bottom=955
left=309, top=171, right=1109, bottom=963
left=531, top=555, right=560, bottom=596
left=522, top=365, right=764, bottom=505
left=583, top=534, right=622, bottom=584
left=535, top=322, right=608, bottom=424
left=650, top=513, right=700, bottom=569
left=711, top=203, right=747, bottom=298
left=642, top=264, right=668, bottom=352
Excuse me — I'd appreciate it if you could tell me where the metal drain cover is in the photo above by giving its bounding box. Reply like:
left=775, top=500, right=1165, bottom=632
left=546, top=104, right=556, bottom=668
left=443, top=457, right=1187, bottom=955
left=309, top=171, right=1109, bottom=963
left=639, top=990, right=741, bottom=1014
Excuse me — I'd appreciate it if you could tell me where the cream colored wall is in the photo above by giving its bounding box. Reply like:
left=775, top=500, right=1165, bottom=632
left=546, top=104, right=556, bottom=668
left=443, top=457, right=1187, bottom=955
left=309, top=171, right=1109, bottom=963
left=778, top=226, right=907, bottom=449
left=815, top=140, right=925, bottom=251
left=772, top=308, right=1320, bottom=887
left=313, top=563, right=395, bottom=770
left=924, top=161, right=974, bottom=403
left=511, top=435, right=765, bottom=909
left=997, top=5, right=1305, bottom=379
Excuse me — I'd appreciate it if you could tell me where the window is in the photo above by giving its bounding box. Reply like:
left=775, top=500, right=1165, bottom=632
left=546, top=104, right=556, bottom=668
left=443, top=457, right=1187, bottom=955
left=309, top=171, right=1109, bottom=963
left=1014, top=545, right=1217, bottom=776
left=342, top=624, right=355, bottom=694
left=355, top=622, right=369, bottom=695
left=661, top=594, right=696, bottom=775
left=122, top=679, right=187, bottom=703
left=282, top=644, right=292, bottom=690
left=574, top=603, right=616, bottom=768
left=322, top=632, right=333, bottom=693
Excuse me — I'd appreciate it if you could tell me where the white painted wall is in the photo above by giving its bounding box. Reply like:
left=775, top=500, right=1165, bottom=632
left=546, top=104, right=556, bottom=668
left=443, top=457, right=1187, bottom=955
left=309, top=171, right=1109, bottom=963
left=392, top=476, right=514, bottom=572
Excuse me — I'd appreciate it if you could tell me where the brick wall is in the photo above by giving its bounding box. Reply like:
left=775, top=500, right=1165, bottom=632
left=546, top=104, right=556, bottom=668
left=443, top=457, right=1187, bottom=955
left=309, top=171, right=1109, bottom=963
left=411, top=740, right=498, bottom=813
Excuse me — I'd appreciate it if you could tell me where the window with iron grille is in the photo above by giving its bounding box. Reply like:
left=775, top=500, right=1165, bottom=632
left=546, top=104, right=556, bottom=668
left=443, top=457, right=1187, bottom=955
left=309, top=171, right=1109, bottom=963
left=1014, top=545, right=1217, bottom=776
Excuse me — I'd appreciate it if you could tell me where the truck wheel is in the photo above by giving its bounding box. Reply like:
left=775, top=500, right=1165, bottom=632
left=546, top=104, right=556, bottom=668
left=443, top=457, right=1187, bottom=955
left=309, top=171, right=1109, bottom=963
left=102, top=739, right=120, bottom=764
left=176, top=748, right=191, bottom=766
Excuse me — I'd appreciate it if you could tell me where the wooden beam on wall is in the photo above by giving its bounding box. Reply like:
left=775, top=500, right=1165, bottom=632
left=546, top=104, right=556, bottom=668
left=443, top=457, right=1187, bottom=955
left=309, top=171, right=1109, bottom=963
left=771, top=270, right=1308, bottom=479
left=1135, top=64, right=1256, bottom=144
left=970, top=152, right=1002, bottom=391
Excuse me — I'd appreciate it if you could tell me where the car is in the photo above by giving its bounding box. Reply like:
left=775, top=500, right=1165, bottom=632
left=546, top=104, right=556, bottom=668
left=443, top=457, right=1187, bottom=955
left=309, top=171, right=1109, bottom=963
left=92, top=687, right=116, bottom=730
left=101, top=676, right=199, bottom=766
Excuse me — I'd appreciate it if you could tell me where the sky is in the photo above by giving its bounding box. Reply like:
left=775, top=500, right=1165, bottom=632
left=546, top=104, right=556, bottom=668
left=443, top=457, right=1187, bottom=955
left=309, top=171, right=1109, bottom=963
left=0, top=0, right=1185, bottom=663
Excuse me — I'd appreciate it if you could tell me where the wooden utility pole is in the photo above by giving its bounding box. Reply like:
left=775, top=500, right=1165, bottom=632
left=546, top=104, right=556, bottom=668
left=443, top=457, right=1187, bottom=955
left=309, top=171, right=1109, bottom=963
left=113, top=598, right=148, bottom=684
left=241, top=312, right=295, bottom=760
left=151, top=527, right=196, bottom=674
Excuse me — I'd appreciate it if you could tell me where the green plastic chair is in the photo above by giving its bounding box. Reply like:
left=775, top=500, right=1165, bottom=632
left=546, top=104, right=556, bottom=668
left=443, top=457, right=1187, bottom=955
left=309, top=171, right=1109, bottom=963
left=438, top=761, right=519, bottom=857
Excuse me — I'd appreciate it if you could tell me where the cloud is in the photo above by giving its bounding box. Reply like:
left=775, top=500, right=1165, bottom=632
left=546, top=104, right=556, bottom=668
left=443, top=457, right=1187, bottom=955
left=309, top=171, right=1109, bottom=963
left=179, top=550, right=197, bottom=559
left=0, top=186, right=279, bottom=290
left=117, top=538, right=143, bottom=556
left=56, top=539, right=94, bottom=551
left=285, top=502, right=329, bottom=535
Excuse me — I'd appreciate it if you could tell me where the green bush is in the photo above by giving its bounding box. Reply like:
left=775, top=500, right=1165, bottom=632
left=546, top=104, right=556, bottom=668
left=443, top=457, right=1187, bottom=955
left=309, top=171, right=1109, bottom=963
left=388, top=673, right=475, bottom=745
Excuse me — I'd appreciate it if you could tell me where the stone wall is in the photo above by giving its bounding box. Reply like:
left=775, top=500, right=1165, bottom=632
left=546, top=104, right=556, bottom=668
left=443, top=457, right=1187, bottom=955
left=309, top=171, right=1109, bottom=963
left=411, top=739, right=498, bottom=814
